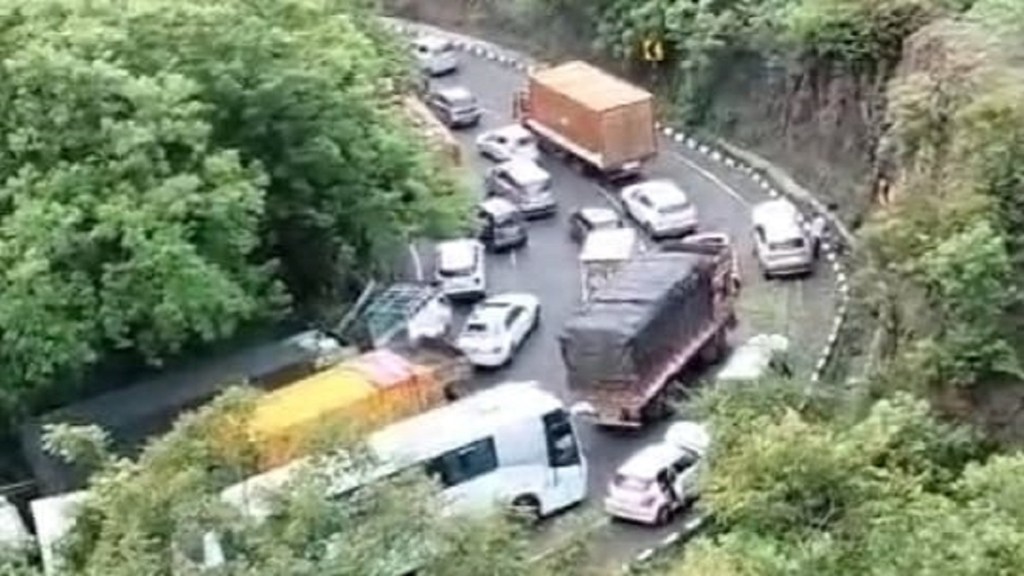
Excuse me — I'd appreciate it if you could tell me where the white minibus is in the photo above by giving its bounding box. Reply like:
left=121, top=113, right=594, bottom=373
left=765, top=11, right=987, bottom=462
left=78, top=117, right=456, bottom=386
left=223, top=381, right=588, bottom=521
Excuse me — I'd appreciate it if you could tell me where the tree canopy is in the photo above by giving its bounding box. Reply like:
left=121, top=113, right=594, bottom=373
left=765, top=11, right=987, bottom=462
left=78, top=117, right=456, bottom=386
left=0, top=0, right=467, bottom=428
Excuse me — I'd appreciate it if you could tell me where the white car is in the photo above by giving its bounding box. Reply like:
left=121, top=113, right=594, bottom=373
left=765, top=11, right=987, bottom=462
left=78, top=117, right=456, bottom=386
left=621, top=180, right=699, bottom=238
left=604, top=422, right=710, bottom=525
left=413, top=36, right=459, bottom=76
left=456, top=293, right=541, bottom=367
left=751, top=199, right=814, bottom=279
left=476, top=125, right=541, bottom=163
left=716, top=334, right=791, bottom=384
left=434, top=239, right=486, bottom=300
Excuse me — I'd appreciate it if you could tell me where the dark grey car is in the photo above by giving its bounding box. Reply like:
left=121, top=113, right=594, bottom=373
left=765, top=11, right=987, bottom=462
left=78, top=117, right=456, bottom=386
left=476, top=198, right=528, bottom=251
left=425, top=86, right=482, bottom=129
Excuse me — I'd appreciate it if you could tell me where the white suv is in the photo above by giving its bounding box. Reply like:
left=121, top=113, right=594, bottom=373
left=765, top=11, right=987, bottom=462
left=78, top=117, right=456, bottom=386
left=751, top=199, right=814, bottom=279
left=434, top=239, right=486, bottom=300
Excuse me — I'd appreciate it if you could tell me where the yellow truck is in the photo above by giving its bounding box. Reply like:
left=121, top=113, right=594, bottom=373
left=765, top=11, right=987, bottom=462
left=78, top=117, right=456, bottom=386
left=247, top=342, right=469, bottom=470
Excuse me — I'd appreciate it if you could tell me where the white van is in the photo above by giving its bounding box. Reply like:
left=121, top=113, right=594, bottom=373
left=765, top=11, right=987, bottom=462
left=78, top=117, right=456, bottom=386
left=413, top=36, right=459, bottom=77
left=751, top=199, right=814, bottom=279
left=434, top=239, right=486, bottom=300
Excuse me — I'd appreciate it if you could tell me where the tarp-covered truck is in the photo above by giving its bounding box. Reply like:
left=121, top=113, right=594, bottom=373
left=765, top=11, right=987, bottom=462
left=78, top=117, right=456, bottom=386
left=515, top=61, right=656, bottom=182
left=247, top=340, right=470, bottom=470
left=560, top=248, right=737, bottom=428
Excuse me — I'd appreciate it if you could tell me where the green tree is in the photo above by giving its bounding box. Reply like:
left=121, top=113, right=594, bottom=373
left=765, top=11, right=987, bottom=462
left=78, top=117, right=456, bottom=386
left=0, top=0, right=467, bottom=427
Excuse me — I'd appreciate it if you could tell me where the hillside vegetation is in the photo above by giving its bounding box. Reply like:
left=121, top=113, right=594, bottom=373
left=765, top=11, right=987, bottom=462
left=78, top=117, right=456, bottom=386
left=0, top=0, right=467, bottom=437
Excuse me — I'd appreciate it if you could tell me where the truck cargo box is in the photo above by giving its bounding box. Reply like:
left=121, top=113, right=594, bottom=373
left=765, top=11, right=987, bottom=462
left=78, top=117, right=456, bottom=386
left=524, top=61, right=655, bottom=172
left=247, top=341, right=468, bottom=470
left=560, top=253, right=714, bottom=391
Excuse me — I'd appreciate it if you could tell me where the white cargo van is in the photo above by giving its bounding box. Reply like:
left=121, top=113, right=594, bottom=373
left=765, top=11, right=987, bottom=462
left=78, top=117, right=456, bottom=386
left=579, top=228, right=640, bottom=302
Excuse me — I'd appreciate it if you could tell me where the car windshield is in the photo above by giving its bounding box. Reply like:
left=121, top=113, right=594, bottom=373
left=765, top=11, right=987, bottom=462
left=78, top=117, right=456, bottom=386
left=658, top=202, right=691, bottom=215
left=613, top=474, right=652, bottom=492
left=438, top=263, right=474, bottom=277
left=769, top=237, right=805, bottom=251
left=448, top=94, right=476, bottom=108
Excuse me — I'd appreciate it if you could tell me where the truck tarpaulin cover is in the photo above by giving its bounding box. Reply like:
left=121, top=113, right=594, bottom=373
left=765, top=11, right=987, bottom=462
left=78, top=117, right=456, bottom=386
left=560, top=252, right=713, bottom=390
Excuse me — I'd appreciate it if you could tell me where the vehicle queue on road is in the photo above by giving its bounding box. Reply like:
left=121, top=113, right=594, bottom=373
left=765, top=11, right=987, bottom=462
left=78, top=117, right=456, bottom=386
left=411, top=32, right=824, bottom=527
left=11, top=35, right=827, bottom=575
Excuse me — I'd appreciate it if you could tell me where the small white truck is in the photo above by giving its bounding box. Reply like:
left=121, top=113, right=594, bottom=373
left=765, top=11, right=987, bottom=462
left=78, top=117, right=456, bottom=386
left=579, top=227, right=642, bottom=302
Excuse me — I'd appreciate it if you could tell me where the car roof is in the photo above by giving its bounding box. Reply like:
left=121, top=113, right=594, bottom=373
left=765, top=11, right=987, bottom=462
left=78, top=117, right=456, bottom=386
left=578, top=207, right=619, bottom=225
left=466, top=302, right=512, bottom=327
left=717, top=334, right=790, bottom=382
left=633, top=180, right=687, bottom=205
left=580, top=228, right=638, bottom=263
left=436, top=86, right=474, bottom=101
left=436, top=239, right=480, bottom=269
left=493, top=124, right=533, bottom=140
left=479, top=197, right=519, bottom=217
left=617, top=443, right=688, bottom=479
left=752, top=199, right=800, bottom=223
left=501, top=159, right=549, bottom=183
left=370, top=382, right=563, bottom=464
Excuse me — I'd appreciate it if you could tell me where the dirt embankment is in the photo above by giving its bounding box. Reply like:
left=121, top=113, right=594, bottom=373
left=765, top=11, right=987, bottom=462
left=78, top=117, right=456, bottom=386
left=384, top=0, right=877, bottom=225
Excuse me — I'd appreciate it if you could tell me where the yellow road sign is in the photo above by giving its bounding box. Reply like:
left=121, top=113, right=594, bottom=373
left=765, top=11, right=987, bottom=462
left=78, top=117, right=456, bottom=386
left=641, top=39, right=664, bottom=62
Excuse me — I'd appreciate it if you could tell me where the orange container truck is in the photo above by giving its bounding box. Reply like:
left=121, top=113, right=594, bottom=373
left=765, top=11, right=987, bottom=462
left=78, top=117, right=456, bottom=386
left=515, top=61, right=657, bottom=182
left=247, top=342, right=469, bottom=470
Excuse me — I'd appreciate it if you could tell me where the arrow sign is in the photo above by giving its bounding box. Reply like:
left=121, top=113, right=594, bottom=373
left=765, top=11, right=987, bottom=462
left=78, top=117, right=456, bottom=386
left=641, top=39, right=664, bottom=62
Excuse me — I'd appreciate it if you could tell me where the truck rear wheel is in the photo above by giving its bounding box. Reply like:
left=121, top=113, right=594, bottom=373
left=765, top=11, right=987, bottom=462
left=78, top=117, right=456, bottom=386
left=642, top=391, right=673, bottom=423
left=700, top=330, right=727, bottom=366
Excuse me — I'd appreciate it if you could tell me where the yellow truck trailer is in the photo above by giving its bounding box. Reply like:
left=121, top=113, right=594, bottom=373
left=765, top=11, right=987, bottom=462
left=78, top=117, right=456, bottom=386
left=247, top=343, right=469, bottom=470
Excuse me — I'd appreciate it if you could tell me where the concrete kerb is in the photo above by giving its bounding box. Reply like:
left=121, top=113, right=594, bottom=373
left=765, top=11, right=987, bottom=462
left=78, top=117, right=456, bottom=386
left=387, top=17, right=851, bottom=567
left=621, top=515, right=709, bottom=574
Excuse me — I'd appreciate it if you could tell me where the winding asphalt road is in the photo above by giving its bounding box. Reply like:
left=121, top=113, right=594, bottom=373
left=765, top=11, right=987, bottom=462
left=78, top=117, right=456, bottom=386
left=402, top=25, right=838, bottom=570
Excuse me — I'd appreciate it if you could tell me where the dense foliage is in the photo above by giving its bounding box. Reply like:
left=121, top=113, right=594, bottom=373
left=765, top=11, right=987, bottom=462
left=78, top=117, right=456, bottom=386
left=0, top=0, right=466, bottom=428
left=645, top=379, right=1024, bottom=575
left=0, top=390, right=586, bottom=575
